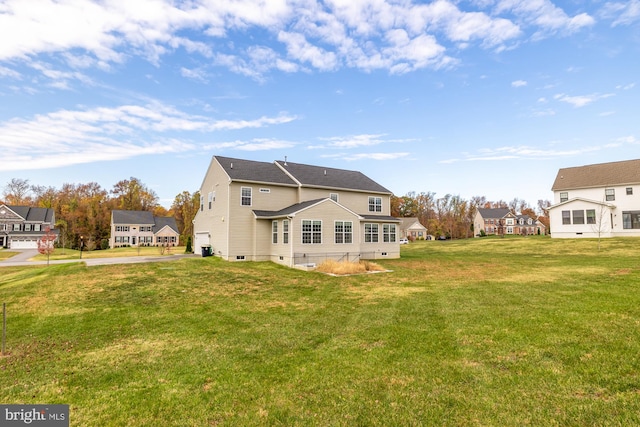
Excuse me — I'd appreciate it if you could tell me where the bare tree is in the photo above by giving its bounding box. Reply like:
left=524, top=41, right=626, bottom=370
left=591, top=201, right=611, bottom=251
left=3, top=178, right=32, bottom=205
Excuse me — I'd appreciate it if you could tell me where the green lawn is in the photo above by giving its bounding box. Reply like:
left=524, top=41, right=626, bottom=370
left=2, top=236, right=640, bottom=426
left=30, top=245, right=188, bottom=261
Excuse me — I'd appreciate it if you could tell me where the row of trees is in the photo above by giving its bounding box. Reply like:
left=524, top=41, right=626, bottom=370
left=391, top=192, right=551, bottom=239
left=2, top=178, right=200, bottom=250
left=3, top=177, right=551, bottom=248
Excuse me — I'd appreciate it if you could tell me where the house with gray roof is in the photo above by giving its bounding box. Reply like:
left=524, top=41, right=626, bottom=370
left=473, top=208, right=544, bottom=237
left=398, top=218, right=428, bottom=240
left=0, top=204, right=57, bottom=249
left=193, top=156, right=400, bottom=266
left=109, top=210, right=179, bottom=248
left=548, top=159, right=640, bottom=238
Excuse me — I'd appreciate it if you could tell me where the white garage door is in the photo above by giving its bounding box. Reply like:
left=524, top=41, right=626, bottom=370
left=194, top=232, right=210, bottom=255
left=11, top=238, right=38, bottom=249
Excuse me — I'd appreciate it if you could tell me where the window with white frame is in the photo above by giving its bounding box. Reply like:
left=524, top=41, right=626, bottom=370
left=383, top=224, right=397, bottom=242
left=605, top=188, right=615, bottom=201
left=560, top=192, right=568, bottom=202
left=368, top=196, right=382, bottom=212
left=335, top=221, right=353, bottom=244
left=272, top=221, right=278, bottom=244
left=330, top=193, right=339, bottom=202
left=208, top=192, right=213, bottom=209
left=627, top=187, right=633, bottom=195
left=562, top=211, right=570, bottom=225
left=302, top=220, right=322, bottom=244
left=572, top=210, right=585, bottom=225
left=24, top=224, right=31, bottom=231
left=241, top=187, right=252, bottom=206
left=34, top=224, right=41, bottom=231
left=116, top=226, right=130, bottom=232
left=586, top=209, right=596, bottom=224
left=283, top=220, right=289, bottom=244
left=364, top=223, right=379, bottom=243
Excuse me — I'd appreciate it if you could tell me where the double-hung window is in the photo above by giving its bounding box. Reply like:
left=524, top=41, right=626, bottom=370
left=335, top=221, right=353, bottom=244
left=562, top=211, right=571, bottom=225
left=302, top=220, right=322, bottom=244
left=241, top=187, right=252, bottom=206
left=572, top=210, right=584, bottom=225
left=383, top=224, right=397, bottom=242
left=605, top=188, right=615, bottom=201
left=364, top=223, right=379, bottom=243
left=586, top=209, right=596, bottom=224
left=283, top=220, right=289, bottom=244
left=272, top=221, right=278, bottom=244
left=368, top=197, right=382, bottom=213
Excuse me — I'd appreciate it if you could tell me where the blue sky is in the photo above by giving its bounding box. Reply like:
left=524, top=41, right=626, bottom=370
left=1, top=0, right=638, bottom=209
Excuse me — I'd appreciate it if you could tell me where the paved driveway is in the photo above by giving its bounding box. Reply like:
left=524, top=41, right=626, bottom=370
left=0, top=250, right=198, bottom=267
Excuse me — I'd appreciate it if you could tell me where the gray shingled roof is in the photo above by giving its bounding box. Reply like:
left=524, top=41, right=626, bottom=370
left=153, top=216, right=179, bottom=233
left=253, top=199, right=328, bottom=218
left=552, top=159, right=640, bottom=191
left=112, top=210, right=155, bottom=225
left=212, top=156, right=391, bottom=194
left=275, top=160, right=391, bottom=193
left=7, top=205, right=54, bottom=222
left=477, top=208, right=511, bottom=219
left=112, top=210, right=178, bottom=233
left=214, top=156, right=298, bottom=186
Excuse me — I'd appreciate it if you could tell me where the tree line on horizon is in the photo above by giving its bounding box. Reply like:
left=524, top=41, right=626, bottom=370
left=391, top=191, right=551, bottom=239
left=2, top=178, right=551, bottom=249
left=1, top=178, right=200, bottom=250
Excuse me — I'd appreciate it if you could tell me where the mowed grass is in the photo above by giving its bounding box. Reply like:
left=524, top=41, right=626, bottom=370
left=30, top=245, right=188, bottom=261
left=2, top=236, right=640, bottom=426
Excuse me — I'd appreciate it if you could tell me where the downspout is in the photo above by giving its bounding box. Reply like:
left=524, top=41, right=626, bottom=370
left=288, top=215, right=294, bottom=267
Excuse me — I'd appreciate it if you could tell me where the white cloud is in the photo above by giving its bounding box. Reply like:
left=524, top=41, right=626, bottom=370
left=0, top=102, right=297, bottom=171
left=0, top=0, right=536, bottom=80
left=343, top=152, right=411, bottom=161
left=600, top=1, right=640, bottom=26
left=320, top=134, right=387, bottom=148
left=511, top=80, right=527, bottom=87
left=554, top=93, right=615, bottom=108
left=495, top=0, right=594, bottom=36
left=203, top=138, right=297, bottom=151
left=180, top=67, right=208, bottom=83
left=0, top=65, right=21, bottom=79
left=440, top=144, right=604, bottom=163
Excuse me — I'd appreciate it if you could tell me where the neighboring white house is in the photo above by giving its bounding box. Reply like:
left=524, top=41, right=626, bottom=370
left=109, top=210, right=180, bottom=248
left=548, top=159, right=640, bottom=238
left=0, top=204, right=57, bottom=249
left=193, top=156, right=400, bottom=267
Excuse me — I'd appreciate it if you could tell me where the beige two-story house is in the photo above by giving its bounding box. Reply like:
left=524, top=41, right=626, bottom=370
left=193, top=156, right=400, bottom=267
left=109, top=210, right=180, bottom=248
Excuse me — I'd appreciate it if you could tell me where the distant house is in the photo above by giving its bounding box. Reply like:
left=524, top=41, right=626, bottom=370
left=399, top=218, right=428, bottom=240
left=474, top=208, right=545, bottom=237
left=192, top=156, right=400, bottom=267
left=109, top=210, right=180, bottom=248
left=548, top=159, right=640, bottom=238
left=0, top=204, right=57, bottom=249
